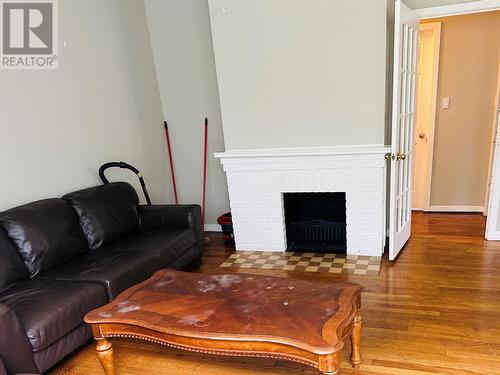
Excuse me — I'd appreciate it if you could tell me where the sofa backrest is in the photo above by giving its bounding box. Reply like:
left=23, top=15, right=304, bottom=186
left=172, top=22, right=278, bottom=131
left=63, top=182, right=139, bottom=249
left=0, top=227, right=29, bottom=291
left=0, top=199, right=89, bottom=277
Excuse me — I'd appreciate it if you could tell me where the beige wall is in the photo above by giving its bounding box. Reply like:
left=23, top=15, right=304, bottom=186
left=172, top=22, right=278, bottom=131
left=385, top=0, right=396, bottom=145
left=0, top=0, right=170, bottom=210
left=208, top=0, right=388, bottom=151
left=144, top=0, right=230, bottom=226
left=424, top=11, right=500, bottom=207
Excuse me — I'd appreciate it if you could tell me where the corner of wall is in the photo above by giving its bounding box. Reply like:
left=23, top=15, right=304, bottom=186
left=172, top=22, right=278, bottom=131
left=385, top=0, right=396, bottom=146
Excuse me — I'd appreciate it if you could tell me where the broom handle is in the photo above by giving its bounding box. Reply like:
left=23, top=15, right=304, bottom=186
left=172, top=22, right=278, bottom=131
left=164, top=121, right=179, bottom=204
left=202, top=117, right=208, bottom=226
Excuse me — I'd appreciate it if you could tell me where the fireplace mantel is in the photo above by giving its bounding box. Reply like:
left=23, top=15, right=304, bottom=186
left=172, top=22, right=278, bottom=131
left=215, top=144, right=390, bottom=160
left=215, top=145, right=390, bottom=256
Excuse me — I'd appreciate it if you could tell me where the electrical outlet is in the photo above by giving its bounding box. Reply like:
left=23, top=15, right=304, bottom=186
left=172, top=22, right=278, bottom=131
left=442, top=97, right=450, bottom=109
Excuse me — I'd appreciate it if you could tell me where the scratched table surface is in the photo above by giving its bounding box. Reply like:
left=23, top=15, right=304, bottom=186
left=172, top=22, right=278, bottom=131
left=85, top=269, right=363, bottom=353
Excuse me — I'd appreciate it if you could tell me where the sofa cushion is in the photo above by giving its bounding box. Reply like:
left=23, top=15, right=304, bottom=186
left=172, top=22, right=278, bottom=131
left=0, top=227, right=29, bottom=292
left=0, top=279, right=107, bottom=352
left=37, top=250, right=160, bottom=300
left=101, top=228, right=195, bottom=265
left=0, top=199, right=89, bottom=277
left=63, top=182, right=139, bottom=249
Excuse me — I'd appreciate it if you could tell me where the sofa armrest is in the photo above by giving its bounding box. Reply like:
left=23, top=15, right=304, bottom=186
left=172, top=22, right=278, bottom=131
left=0, top=303, right=38, bottom=374
left=139, top=204, right=203, bottom=248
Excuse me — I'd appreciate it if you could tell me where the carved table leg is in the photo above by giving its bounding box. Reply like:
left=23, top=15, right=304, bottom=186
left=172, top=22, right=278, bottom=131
left=319, top=352, right=340, bottom=374
left=96, top=338, right=115, bottom=375
left=350, top=307, right=362, bottom=369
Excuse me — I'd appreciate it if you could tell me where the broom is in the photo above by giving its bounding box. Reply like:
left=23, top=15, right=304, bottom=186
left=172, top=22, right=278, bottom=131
left=164, top=121, right=179, bottom=204
left=202, top=117, right=210, bottom=245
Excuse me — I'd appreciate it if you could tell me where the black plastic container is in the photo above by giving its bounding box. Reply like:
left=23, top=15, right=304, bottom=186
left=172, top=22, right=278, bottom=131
left=217, top=212, right=235, bottom=247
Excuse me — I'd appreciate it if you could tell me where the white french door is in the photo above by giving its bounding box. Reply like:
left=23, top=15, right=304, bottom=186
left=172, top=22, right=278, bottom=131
left=389, top=0, right=419, bottom=261
left=485, top=107, right=500, bottom=239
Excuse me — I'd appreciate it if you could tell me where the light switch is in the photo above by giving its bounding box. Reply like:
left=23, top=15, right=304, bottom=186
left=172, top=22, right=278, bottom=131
left=442, top=97, right=450, bottom=109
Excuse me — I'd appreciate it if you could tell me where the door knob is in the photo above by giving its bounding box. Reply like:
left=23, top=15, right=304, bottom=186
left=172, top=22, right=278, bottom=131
left=418, top=133, right=426, bottom=139
left=396, top=153, right=407, bottom=161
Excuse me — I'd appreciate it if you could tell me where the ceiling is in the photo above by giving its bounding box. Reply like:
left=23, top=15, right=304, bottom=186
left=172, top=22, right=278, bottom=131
left=404, top=0, right=480, bottom=9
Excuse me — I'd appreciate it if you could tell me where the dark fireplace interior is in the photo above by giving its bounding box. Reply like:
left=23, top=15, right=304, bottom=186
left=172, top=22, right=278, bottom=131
left=283, top=192, right=346, bottom=253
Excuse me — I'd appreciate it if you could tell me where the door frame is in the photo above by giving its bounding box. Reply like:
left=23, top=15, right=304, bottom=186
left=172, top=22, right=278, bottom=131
left=415, top=1, right=500, bottom=217
left=413, top=22, right=441, bottom=212
left=485, top=64, right=500, bottom=239
left=483, top=62, right=500, bottom=217
left=415, top=0, right=500, bottom=19
left=386, top=0, right=500, bottom=250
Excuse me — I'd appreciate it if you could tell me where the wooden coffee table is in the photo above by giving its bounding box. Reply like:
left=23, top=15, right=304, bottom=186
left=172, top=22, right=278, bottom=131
left=84, top=269, right=363, bottom=374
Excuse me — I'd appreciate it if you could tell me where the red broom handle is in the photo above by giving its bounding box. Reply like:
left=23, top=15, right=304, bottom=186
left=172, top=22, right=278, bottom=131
left=164, top=121, right=179, bottom=204
left=202, top=117, right=208, bottom=226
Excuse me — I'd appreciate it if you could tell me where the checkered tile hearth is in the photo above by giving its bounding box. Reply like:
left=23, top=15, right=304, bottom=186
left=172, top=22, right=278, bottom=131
left=220, top=251, right=381, bottom=275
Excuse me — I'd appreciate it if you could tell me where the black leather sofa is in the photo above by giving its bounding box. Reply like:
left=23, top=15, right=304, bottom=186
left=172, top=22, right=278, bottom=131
left=0, top=182, right=203, bottom=374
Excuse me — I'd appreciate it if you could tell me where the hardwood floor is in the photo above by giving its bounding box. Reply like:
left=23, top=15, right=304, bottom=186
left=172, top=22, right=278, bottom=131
left=51, top=212, right=500, bottom=375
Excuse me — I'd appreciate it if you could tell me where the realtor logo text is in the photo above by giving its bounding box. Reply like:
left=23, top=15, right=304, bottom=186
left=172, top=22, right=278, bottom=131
left=1, top=0, right=58, bottom=69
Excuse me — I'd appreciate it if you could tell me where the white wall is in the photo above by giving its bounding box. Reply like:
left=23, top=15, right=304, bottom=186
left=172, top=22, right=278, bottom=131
left=0, top=0, right=170, bottom=209
left=404, top=0, right=481, bottom=8
left=208, top=0, right=388, bottom=151
left=144, top=0, right=230, bottom=227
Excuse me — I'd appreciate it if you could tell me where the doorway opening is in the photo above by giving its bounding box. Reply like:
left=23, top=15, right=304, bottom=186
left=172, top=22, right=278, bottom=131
left=412, top=11, right=500, bottom=222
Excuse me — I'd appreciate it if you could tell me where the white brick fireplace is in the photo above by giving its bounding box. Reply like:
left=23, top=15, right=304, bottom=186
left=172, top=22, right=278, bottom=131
left=215, top=145, right=390, bottom=256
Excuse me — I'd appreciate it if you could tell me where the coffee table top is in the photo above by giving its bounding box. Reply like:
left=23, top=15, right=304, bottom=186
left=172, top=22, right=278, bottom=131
left=85, top=269, right=363, bottom=354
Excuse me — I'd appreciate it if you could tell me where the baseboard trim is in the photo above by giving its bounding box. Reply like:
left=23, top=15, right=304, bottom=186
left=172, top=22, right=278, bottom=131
left=428, top=205, right=484, bottom=213
left=204, top=224, right=222, bottom=232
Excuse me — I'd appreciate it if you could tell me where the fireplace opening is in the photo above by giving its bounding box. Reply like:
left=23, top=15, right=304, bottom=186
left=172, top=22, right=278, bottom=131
left=283, top=192, right=346, bottom=253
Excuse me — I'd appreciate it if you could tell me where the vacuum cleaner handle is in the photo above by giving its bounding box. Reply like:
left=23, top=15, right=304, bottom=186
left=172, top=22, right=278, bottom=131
left=98, top=162, right=152, bottom=205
